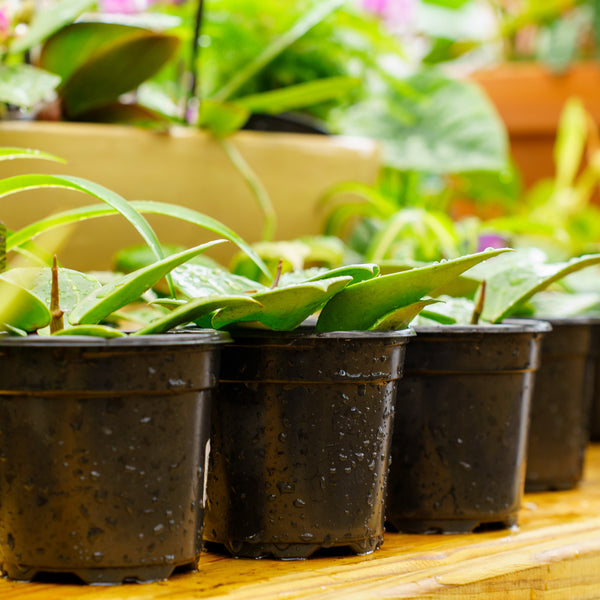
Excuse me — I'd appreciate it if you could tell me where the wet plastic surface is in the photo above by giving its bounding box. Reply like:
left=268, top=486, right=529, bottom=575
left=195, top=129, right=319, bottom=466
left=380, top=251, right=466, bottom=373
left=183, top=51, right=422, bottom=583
left=204, top=329, right=413, bottom=558
left=525, top=318, right=597, bottom=491
left=0, top=331, right=229, bottom=584
left=386, top=322, right=549, bottom=534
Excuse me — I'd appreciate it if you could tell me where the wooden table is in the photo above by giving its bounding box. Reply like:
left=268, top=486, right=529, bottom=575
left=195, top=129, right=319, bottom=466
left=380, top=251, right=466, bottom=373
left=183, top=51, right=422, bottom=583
left=4, top=446, right=600, bottom=599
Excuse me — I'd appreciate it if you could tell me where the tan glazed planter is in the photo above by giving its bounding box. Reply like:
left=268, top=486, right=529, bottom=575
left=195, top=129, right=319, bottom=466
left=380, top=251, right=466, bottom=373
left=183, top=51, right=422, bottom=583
left=0, top=122, right=381, bottom=270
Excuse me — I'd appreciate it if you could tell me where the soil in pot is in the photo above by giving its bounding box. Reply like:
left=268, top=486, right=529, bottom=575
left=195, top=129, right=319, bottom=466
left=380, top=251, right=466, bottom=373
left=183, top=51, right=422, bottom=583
left=386, top=321, right=549, bottom=534
left=204, top=328, right=413, bottom=559
left=0, top=330, right=229, bottom=584
left=525, top=318, right=598, bottom=491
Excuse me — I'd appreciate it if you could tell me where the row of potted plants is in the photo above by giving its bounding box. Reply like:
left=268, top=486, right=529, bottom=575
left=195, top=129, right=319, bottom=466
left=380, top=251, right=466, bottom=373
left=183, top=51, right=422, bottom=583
left=3, top=148, right=600, bottom=583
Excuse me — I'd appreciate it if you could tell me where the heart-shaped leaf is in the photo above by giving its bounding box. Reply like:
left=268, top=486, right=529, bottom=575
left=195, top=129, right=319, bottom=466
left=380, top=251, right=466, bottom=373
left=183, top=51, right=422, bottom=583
left=316, top=248, right=511, bottom=331
left=70, top=240, right=225, bottom=325
left=0, top=277, right=51, bottom=332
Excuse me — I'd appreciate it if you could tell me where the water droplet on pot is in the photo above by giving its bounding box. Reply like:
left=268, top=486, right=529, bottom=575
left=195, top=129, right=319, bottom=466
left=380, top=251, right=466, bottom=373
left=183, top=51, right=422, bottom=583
left=277, top=481, right=295, bottom=494
left=124, top=465, right=136, bottom=472
left=299, top=533, right=315, bottom=541
left=92, top=552, right=104, bottom=563
left=278, top=432, right=287, bottom=442
left=459, top=461, right=472, bottom=471
left=293, top=498, right=306, bottom=508
left=140, top=416, right=152, bottom=424
left=154, top=524, right=165, bottom=534
left=90, top=471, right=100, bottom=480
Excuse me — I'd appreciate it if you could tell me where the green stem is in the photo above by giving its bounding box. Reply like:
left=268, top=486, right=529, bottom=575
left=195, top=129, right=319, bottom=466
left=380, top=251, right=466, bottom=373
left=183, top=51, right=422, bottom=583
left=218, top=137, right=276, bottom=241
left=50, top=255, right=64, bottom=333
left=0, top=221, right=5, bottom=273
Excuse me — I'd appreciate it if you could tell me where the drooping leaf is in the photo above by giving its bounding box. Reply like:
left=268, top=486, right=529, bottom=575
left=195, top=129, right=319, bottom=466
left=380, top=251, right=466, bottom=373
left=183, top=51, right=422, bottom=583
left=316, top=248, right=511, bottom=331
left=0, top=147, right=65, bottom=163
left=0, top=277, right=51, bottom=332
left=0, top=64, right=61, bottom=108
left=480, top=251, right=600, bottom=323
left=371, top=298, right=441, bottom=331
left=69, top=240, right=225, bottom=325
left=9, top=0, right=95, bottom=55
left=212, top=276, right=353, bottom=330
left=134, top=296, right=263, bottom=335
left=6, top=200, right=271, bottom=281
left=52, top=324, right=126, bottom=338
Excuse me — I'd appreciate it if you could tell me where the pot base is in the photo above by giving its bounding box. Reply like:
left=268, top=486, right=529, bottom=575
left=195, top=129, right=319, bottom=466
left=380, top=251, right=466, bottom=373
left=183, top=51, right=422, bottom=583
left=386, top=515, right=518, bottom=535
left=206, top=535, right=383, bottom=559
left=0, top=558, right=198, bottom=584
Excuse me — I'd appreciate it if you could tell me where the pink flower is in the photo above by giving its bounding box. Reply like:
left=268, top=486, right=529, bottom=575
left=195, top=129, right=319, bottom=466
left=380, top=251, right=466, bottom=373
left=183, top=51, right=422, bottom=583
left=362, top=0, right=415, bottom=28
left=99, top=0, right=151, bottom=14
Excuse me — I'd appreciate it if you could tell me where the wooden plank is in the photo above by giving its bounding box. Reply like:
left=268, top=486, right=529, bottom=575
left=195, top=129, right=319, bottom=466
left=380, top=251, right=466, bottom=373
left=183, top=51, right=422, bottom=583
left=3, top=445, right=600, bottom=599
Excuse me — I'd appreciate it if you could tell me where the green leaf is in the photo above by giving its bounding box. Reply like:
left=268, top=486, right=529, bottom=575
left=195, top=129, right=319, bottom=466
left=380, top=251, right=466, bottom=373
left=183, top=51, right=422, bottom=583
left=554, top=98, right=588, bottom=188
left=0, top=147, right=65, bottom=163
left=235, top=76, right=360, bottom=114
left=481, top=252, right=600, bottom=323
left=52, top=324, right=126, bottom=338
left=335, top=69, right=509, bottom=173
left=172, top=264, right=266, bottom=299
left=301, top=263, right=380, bottom=284
left=0, top=277, right=51, bottom=332
left=9, top=0, right=96, bottom=55
left=198, top=99, right=250, bottom=136
left=213, top=275, right=353, bottom=331
left=45, top=25, right=181, bottom=116
left=371, top=298, right=441, bottom=331
left=0, top=65, right=61, bottom=108
left=316, top=248, right=511, bottom=331
left=414, top=296, right=476, bottom=325
left=524, top=291, right=600, bottom=318
left=6, top=199, right=270, bottom=281
left=72, top=102, right=169, bottom=127
left=213, top=0, right=346, bottom=102
left=134, top=296, right=263, bottom=335
left=69, top=240, right=225, bottom=325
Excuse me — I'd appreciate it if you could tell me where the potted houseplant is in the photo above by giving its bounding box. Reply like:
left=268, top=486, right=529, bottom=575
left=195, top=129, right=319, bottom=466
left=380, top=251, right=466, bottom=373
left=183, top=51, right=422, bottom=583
left=148, top=247, right=511, bottom=558
left=0, top=148, right=271, bottom=583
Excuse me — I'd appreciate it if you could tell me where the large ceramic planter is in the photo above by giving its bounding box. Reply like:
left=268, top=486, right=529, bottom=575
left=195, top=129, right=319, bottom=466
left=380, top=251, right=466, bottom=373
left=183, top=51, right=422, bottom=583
left=525, top=317, right=598, bottom=491
left=470, top=62, right=600, bottom=191
left=0, top=330, right=230, bottom=584
left=386, top=321, right=549, bottom=534
left=0, top=122, right=381, bottom=271
left=204, top=328, right=413, bottom=559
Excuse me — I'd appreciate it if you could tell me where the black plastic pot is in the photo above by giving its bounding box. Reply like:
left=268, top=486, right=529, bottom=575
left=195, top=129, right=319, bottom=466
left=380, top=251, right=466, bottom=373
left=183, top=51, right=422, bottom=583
left=587, top=322, right=600, bottom=441
left=0, top=331, right=230, bottom=584
left=204, top=328, right=413, bottom=559
left=386, top=321, right=549, bottom=534
left=525, top=318, right=598, bottom=491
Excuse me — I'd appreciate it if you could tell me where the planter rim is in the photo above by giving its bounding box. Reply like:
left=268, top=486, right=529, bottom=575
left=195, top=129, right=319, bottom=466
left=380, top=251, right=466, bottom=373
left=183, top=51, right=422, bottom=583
left=0, top=329, right=231, bottom=348
left=413, top=319, right=551, bottom=336
left=519, top=316, right=600, bottom=326
left=227, top=326, right=415, bottom=341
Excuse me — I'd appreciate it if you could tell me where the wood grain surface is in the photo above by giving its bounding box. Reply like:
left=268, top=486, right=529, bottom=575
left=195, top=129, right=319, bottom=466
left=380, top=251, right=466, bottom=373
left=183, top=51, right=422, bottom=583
left=3, top=445, right=600, bottom=599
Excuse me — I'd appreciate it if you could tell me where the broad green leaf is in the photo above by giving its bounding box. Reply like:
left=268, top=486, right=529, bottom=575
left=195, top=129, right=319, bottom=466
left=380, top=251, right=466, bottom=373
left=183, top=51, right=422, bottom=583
left=1, top=267, right=100, bottom=317
left=134, top=296, right=263, bottom=335
left=57, top=30, right=180, bottom=116
left=481, top=252, right=600, bottom=323
left=69, top=240, right=225, bottom=325
left=371, top=298, right=440, bottom=331
left=0, top=147, right=65, bottom=163
left=9, top=0, right=95, bottom=55
left=316, top=248, right=511, bottom=331
left=198, top=99, right=250, bottom=136
left=334, top=69, right=508, bottom=173
left=213, top=275, right=353, bottom=331
left=213, top=0, right=346, bottom=101
left=172, top=264, right=266, bottom=299
left=414, top=296, right=477, bottom=325
left=0, top=64, right=61, bottom=108
left=235, top=76, right=360, bottom=114
left=52, top=324, right=126, bottom=338
left=72, top=102, right=169, bottom=128
left=300, top=263, right=379, bottom=284
left=6, top=199, right=270, bottom=280
left=0, top=277, right=51, bottom=332
left=524, top=291, right=600, bottom=318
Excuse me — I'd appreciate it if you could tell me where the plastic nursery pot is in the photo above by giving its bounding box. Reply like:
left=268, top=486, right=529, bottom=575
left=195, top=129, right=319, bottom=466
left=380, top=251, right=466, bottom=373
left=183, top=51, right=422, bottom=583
left=586, top=322, right=600, bottom=442
left=0, top=330, right=230, bottom=584
left=525, top=318, right=598, bottom=492
left=204, top=328, right=414, bottom=559
left=386, top=320, right=550, bottom=534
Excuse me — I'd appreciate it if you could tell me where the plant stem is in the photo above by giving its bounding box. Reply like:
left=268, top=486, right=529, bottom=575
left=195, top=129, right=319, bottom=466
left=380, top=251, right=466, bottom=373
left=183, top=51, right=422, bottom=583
left=218, top=136, right=276, bottom=241
left=0, top=221, right=6, bottom=273
left=186, top=0, right=205, bottom=124
left=471, top=280, right=486, bottom=325
left=50, top=255, right=64, bottom=334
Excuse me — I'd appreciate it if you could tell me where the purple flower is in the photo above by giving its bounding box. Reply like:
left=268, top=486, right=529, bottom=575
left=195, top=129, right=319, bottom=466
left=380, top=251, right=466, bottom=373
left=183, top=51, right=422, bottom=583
left=477, top=233, right=507, bottom=252
left=99, top=0, right=151, bottom=14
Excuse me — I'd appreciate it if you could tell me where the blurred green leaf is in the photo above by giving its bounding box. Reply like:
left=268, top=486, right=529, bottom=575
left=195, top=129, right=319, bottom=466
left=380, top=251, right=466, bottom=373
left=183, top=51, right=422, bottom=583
left=0, top=65, right=60, bottom=108
left=0, top=277, right=51, bottom=332
left=0, top=147, right=65, bottom=163
left=198, top=99, right=250, bottom=136
left=52, top=324, right=126, bottom=337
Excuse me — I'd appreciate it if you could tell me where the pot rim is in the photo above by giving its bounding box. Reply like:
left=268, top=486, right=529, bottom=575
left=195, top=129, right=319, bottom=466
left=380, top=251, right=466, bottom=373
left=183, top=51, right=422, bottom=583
left=226, top=326, right=415, bottom=341
left=0, top=328, right=231, bottom=348
left=413, top=318, right=552, bottom=335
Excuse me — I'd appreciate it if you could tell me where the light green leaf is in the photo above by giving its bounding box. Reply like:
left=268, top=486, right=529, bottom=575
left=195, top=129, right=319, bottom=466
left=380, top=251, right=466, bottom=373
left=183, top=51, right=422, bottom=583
left=554, top=98, right=587, bottom=188
left=69, top=240, right=225, bottom=325
left=0, top=147, right=65, bottom=163
left=525, top=291, right=600, bottom=318
left=371, top=298, right=440, bottom=331
left=172, top=264, right=266, bottom=299
left=9, top=0, right=96, bottom=55
left=0, top=277, right=51, bottom=332
left=52, top=324, right=126, bottom=337
left=414, top=296, right=476, bottom=325
left=213, top=275, right=353, bottom=331
left=0, top=64, right=61, bottom=108
left=134, top=296, right=263, bottom=335
left=316, top=248, right=511, bottom=331
left=481, top=252, right=600, bottom=323
left=198, top=99, right=250, bottom=136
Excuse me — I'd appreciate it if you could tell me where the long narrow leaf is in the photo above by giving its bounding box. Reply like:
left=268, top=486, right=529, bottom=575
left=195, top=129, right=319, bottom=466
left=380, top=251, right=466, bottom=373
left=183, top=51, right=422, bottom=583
left=213, top=0, right=345, bottom=101
left=69, top=240, right=225, bottom=325
left=6, top=200, right=271, bottom=280
left=0, top=147, right=65, bottom=163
